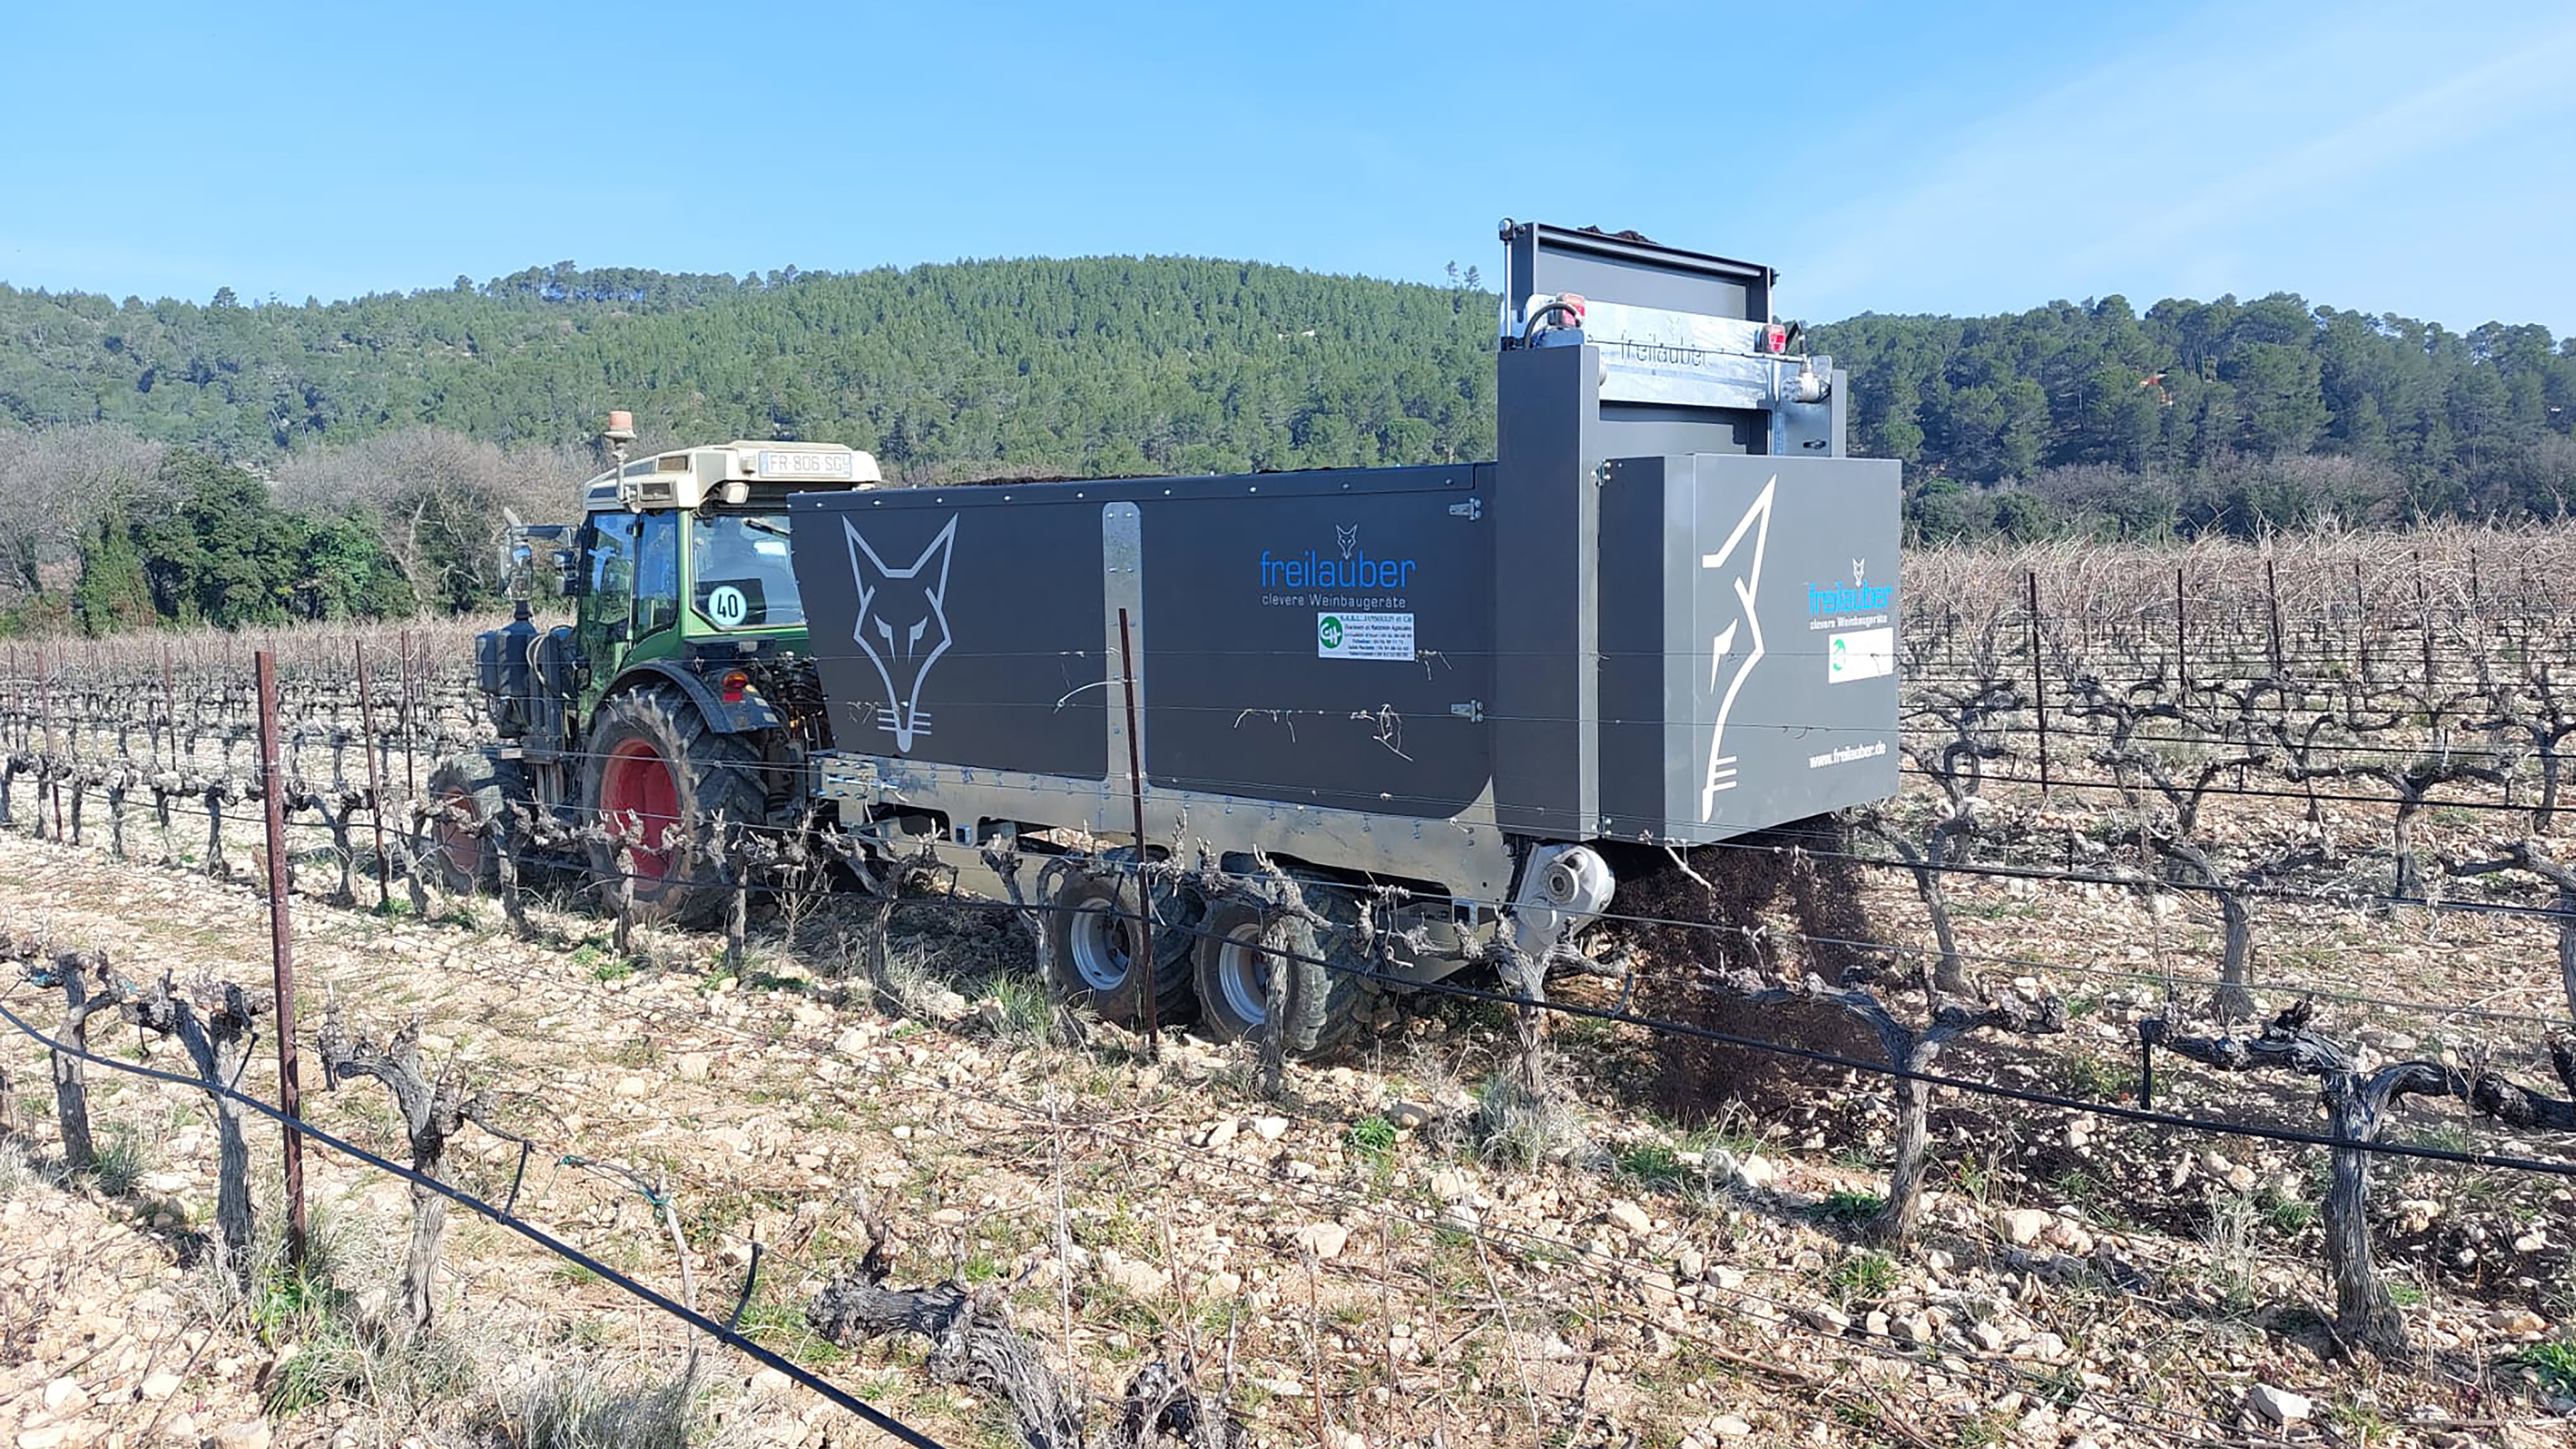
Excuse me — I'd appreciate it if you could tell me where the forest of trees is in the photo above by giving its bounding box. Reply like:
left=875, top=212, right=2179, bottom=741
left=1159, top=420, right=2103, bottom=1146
left=0, top=258, right=1499, bottom=477
left=1820, top=296, right=2576, bottom=541
left=0, top=253, right=2570, bottom=634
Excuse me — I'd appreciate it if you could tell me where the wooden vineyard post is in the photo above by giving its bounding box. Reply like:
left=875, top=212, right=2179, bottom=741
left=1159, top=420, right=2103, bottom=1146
left=40, top=648, right=62, bottom=841
left=2265, top=558, right=2284, bottom=680
left=161, top=643, right=178, bottom=767
left=356, top=641, right=391, bottom=909
left=253, top=650, right=309, bottom=1268
left=2174, top=565, right=2188, bottom=703
left=2414, top=549, right=2434, bottom=705
left=2026, top=570, right=2050, bottom=795
left=398, top=629, right=418, bottom=798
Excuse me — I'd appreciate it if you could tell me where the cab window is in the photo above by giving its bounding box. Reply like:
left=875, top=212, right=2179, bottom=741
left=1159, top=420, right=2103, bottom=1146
left=588, top=512, right=639, bottom=601
left=633, top=511, right=680, bottom=638
left=690, top=513, right=803, bottom=629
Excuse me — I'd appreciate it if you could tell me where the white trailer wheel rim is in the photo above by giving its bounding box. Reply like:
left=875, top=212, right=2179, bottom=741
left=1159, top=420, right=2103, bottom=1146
left=1068, top=896, right=1132, bottom=991
left=1217, top=924, right=1271, bottom=1027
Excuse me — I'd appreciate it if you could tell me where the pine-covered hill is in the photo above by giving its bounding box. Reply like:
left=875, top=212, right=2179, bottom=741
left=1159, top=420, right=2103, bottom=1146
left=3, top=255, right=2572, bottom=532
left=9, top=253, right=2570, bottom=638
left=0, top=258, right=1501, bottom=480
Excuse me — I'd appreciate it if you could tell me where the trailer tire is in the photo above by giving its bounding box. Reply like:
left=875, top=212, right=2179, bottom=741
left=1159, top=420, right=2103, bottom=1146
left=421, top=752, right=524, bottom=894
left=1193, top=889, right=1368, bottom=1060
left=583, top=686, right=768, bottom=927
left=1041, top=865, right=1199, bottom=1031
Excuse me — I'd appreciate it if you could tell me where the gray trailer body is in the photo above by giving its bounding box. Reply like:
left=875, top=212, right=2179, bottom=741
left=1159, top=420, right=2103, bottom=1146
left=789, top=221, right=1900, bottom=965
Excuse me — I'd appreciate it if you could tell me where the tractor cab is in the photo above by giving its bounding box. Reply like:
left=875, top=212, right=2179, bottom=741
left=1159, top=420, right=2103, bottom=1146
left=563, top=438, right=878, bottom=722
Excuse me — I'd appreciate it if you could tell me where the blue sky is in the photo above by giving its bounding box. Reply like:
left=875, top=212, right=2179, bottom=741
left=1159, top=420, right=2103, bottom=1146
left=5, top=0, right=2572, bottom=335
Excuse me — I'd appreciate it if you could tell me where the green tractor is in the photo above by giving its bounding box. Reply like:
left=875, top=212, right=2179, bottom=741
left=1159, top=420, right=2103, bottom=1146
left=425, top=420, right=881, bottom=923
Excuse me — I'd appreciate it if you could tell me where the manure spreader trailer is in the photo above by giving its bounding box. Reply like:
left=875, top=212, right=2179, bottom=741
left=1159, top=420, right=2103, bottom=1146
left=443, top=220, right=1902, bottom=1056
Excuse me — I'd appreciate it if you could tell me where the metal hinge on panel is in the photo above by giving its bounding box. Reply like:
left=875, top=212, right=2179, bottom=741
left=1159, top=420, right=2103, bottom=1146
left=1450, top=701, right=1485, bottom=722
left=1448, top=498, right=1483, bottom=520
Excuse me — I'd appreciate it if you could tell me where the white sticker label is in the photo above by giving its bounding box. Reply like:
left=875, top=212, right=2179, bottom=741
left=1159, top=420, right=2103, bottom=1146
left=707, top=585, right=750, bottom=629
left=1317, top=611, right=1413, bottom=660
left=1828, top=626, right=1894, bottom=683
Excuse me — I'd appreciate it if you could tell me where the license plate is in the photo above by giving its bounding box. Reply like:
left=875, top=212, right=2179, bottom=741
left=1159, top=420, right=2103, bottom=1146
left=759, top=449, right=853, bottom=479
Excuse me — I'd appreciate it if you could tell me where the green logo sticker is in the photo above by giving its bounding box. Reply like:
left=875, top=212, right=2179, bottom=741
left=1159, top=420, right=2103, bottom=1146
left=1831, top=635, right=1848, bottom=674
left=1319, top=615, right=1344, bottom=650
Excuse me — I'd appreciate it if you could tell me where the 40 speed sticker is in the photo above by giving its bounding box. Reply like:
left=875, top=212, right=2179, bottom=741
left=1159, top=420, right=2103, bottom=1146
left=1317, top=611, right=1413, bottom=661
left=707, top=585, right=751, bottom=629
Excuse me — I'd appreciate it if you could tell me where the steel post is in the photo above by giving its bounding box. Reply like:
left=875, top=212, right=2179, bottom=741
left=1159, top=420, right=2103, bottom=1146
left=1118, top=608, right=1156, bottom=1059
left=254, top=650, right=308, bottom=1267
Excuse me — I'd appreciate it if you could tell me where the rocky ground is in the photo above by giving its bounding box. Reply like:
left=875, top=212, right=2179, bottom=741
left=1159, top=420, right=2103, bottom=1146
left=0, top=819, right=2572, bottom=1449
left=0, top=1162, right=267, bottom=1448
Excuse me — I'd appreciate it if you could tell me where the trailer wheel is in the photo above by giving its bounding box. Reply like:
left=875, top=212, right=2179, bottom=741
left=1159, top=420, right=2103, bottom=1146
left=1194, top=889, right=1368, bottom=1059
left=583, top=686, right=768, bottom=927
left=1041, top=865, right=1199, bottom=1030
left=420, top=752, right=524, bottom=893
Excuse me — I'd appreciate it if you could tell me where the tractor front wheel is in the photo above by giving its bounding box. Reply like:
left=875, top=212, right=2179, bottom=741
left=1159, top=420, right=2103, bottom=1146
left=420, top=752, right=525, bottom=895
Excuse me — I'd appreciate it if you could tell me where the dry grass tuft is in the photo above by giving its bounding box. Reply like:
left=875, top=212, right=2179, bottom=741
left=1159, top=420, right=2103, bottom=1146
left=517, top=1358, right=701, bottom=1449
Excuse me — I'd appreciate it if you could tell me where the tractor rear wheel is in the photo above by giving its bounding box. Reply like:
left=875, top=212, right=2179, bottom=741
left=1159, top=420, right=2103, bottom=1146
left=420, top=752, right=525, bottom=895
left=583, top=686, right=769, bottom=927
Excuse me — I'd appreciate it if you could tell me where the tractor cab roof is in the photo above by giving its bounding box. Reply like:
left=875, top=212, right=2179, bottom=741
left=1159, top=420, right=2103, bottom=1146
left=582, top=440, right=884, bottom=512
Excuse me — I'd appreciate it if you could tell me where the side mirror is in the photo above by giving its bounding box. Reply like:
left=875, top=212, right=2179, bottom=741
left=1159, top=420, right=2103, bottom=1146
left=504, top=522, right=575, bottom=602
left=505, top=541, right=538, bottom=602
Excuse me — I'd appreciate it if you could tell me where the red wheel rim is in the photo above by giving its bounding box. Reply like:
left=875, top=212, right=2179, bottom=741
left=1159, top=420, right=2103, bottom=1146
left=434, top=785, right=482, bottom=878
left=601, top=738, right=682, bottom=884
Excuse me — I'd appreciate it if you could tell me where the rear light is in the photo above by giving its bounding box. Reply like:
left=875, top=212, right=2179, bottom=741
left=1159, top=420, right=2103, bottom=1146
left=1761, top=322, right=1789, bottom=354
left=719, top=669, right=750, bottom=705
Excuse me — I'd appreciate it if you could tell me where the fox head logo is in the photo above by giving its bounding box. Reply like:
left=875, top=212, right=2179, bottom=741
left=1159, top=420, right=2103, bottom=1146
left=1698, top=477, right=1777, bottom=821
left=844, top=516, right=958, bottom=753
left=1335, top=524, right=1359, bottom=560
